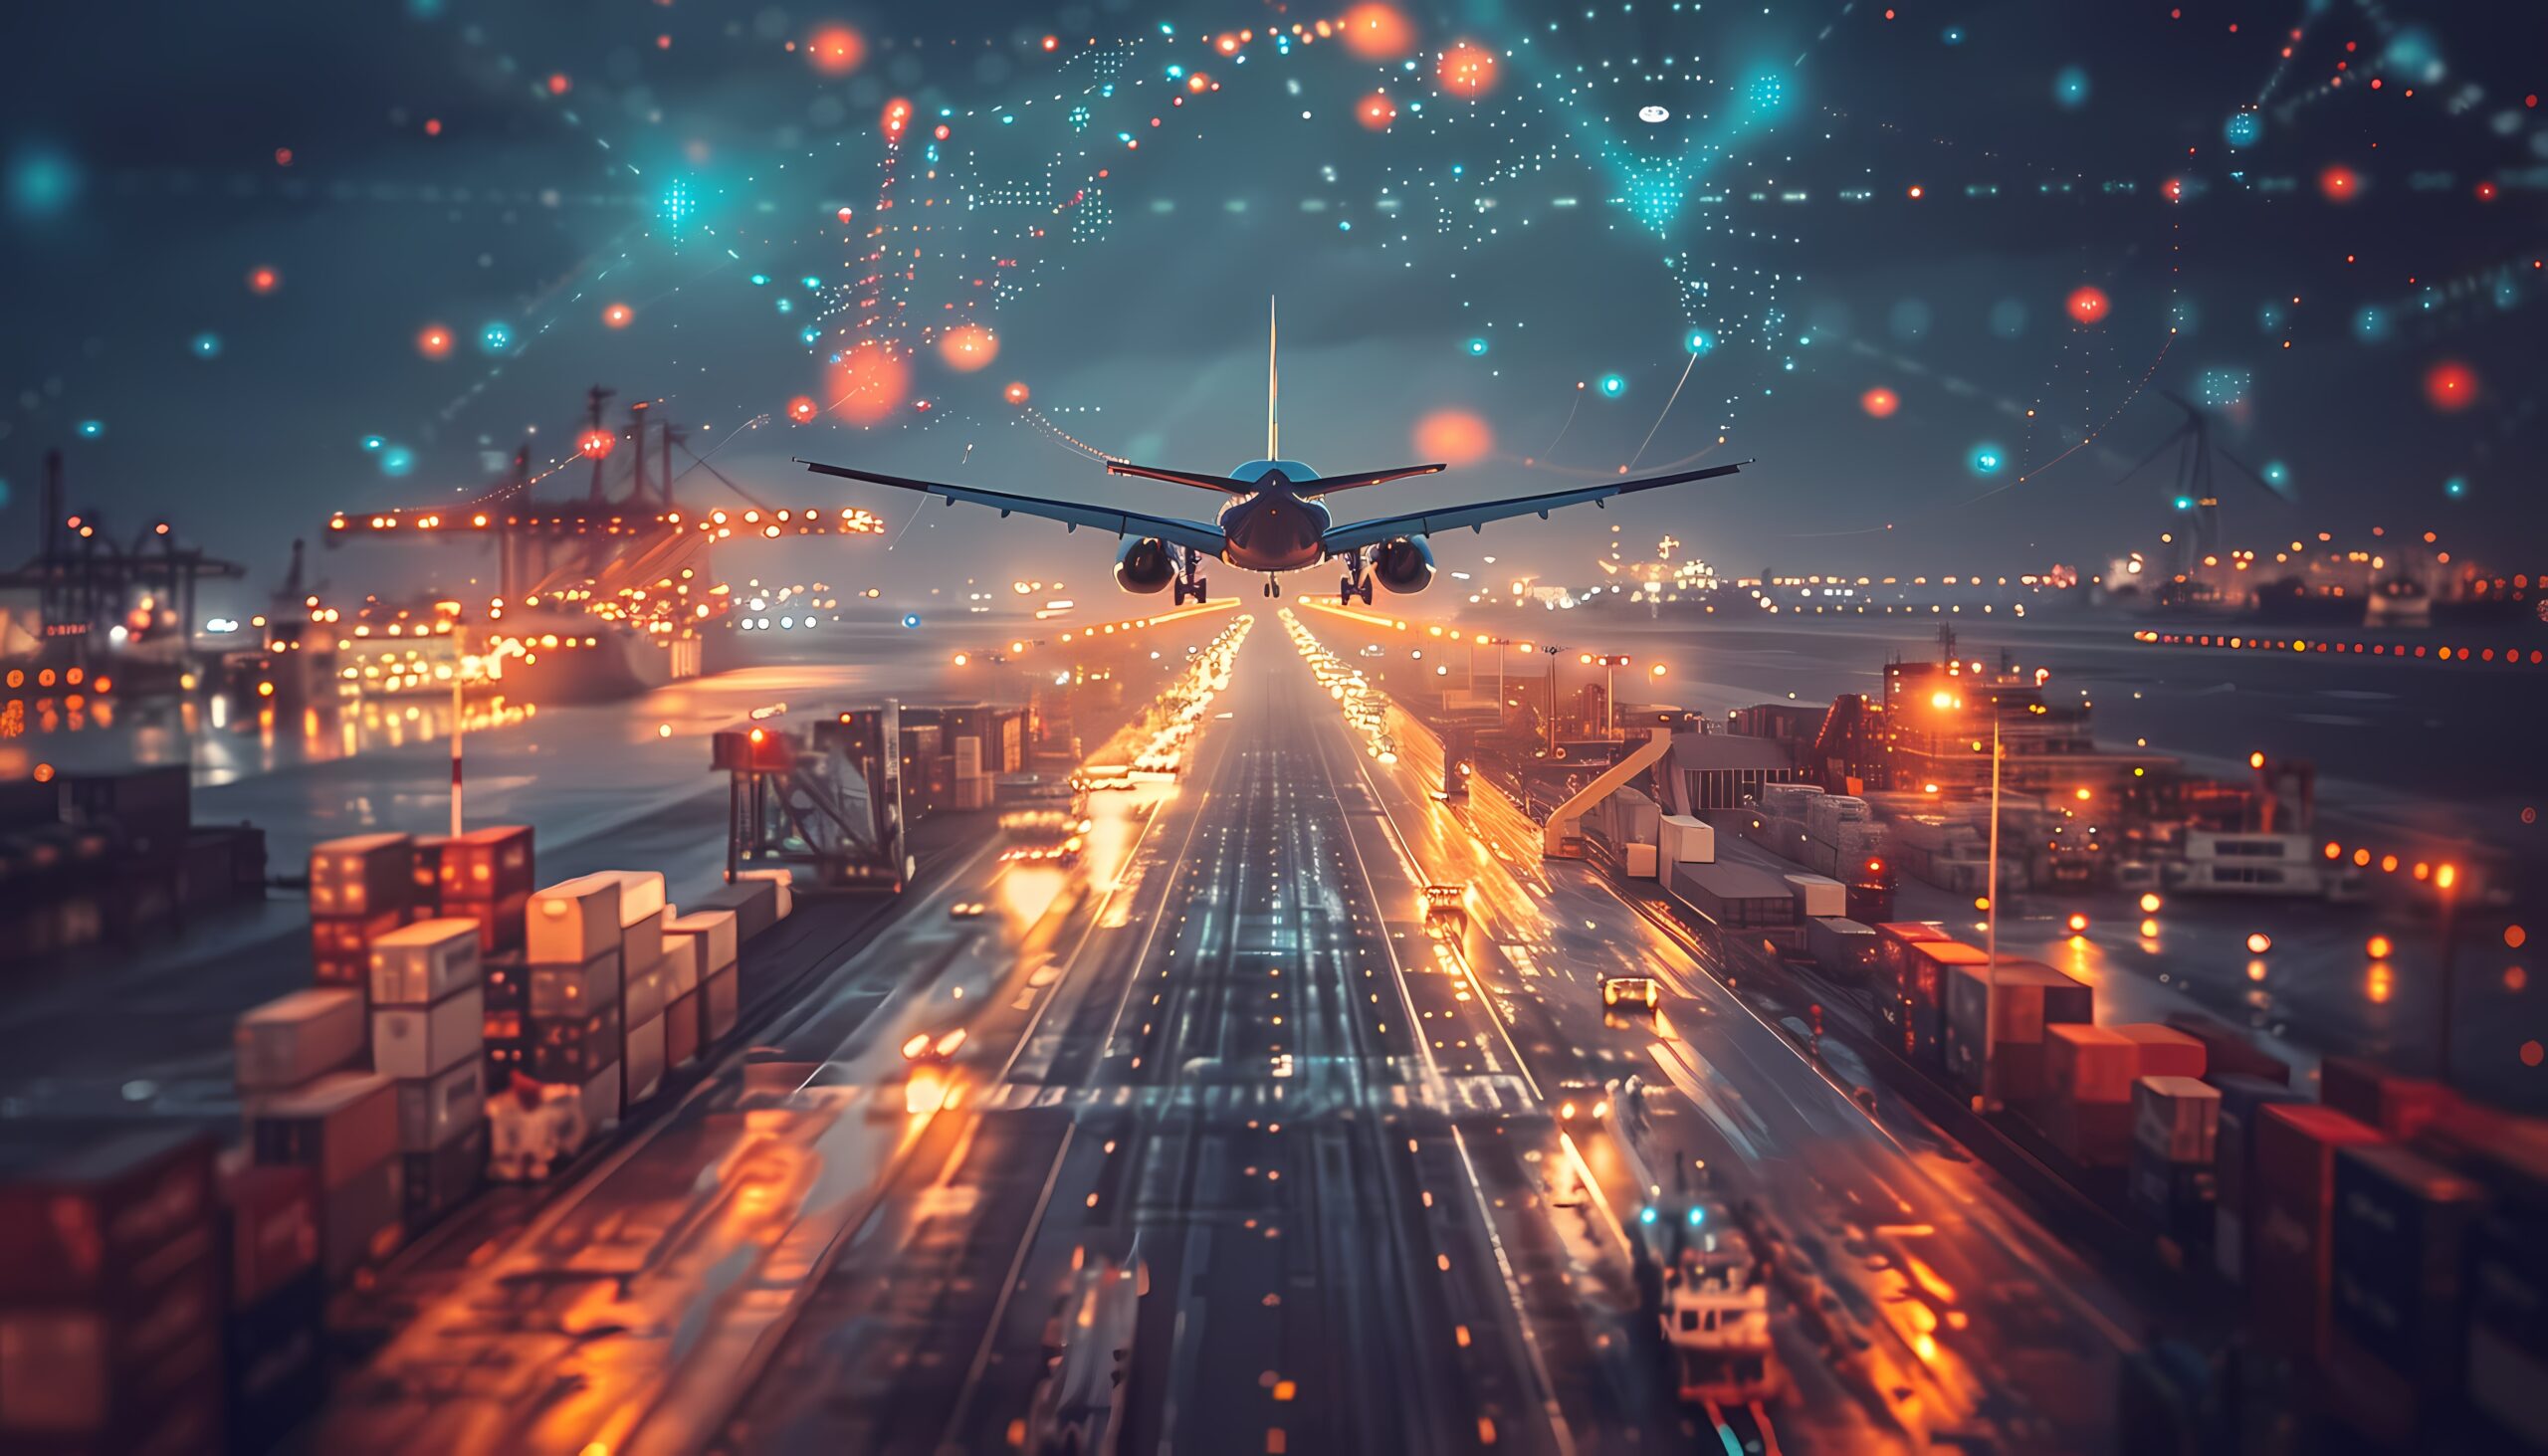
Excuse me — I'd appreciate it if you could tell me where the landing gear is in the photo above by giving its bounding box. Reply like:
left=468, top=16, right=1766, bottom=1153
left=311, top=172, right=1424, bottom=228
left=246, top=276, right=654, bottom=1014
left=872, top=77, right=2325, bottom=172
left=1261, top=577, right=1284, bottom=599
left=1172, top=547, right=1208, bottom=606
left=1339, top=548, right=1374, bottom=606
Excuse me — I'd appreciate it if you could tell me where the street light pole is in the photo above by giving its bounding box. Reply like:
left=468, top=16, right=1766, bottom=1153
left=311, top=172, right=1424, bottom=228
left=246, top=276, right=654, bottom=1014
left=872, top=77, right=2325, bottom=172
left=1541, top=644, right=1567, bottom=754
left=1985, top=714, right=2002, bottom=972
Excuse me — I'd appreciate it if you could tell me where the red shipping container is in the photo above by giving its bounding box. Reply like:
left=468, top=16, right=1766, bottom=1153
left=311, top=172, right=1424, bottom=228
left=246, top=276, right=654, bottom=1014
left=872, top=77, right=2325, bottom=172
left=312, top=907, right=406, bottom=958
left=2045, top=1023, right=2139, bottom=1105
left=407, top=835, right=450, bottom=912
left=441, top=890, right=529, bottom=955
left=2249, top=1103, right=2384, bottom=1360
left=0, top=1123, right=220, bottom=1308
left=2166, top=1013, right=2288, bottom=1084
left=307, top=833, right=413, bottom=920
left=2320, top=1056, right=2456, bottom=1141
left=437, top=825, right=534, bottom=903
left=216, top=1158, right=318, bottom=1310
left=2114, top=1024, right=2206, bottom=1080
left=2038, top=1095, right=2134, bottom=1168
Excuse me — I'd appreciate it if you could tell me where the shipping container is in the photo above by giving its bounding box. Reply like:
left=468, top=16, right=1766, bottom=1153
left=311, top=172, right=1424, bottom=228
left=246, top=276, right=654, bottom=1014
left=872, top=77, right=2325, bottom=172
left=704, top=965, right=739, bottom=1042
left=307, top=832, right=413, bottom=920
left=2331, top=1143, right=2485, bottom=1397
left=625, top=1014, right=668, bottom=1105
left=665, top=909, right=739, bottom=976
left=1656, top=814, right=1716, bottom=866
left=2320, top=1056, right=2456, bottom=1140
left=407, top=835, right=449, bottom=912
left=60, top=765, right=191, bottom=863
left=2466, top=1211, right=2548, bottom=1448
left=0, top=1124, right=218, bottom=1308
left=482, top=950, right=527, bottom=1014
left=526, top=875, right=623, bottom=965
left=2167, top=1013, right=2288, bottom=1085
left=368, top=917, right=483, bottom=1006
left=2133, top=1076, right=2221, bottom=1166
left=1663, top=859, right=1798, bottom=932
left=1945, top=958, right=2088, bottom=1106
left=1804, top=917, right=1879, bottom=979
left=2127, top=1142, right=2217, bottom=1249
left=246, top=1072, right=398, bottom=1192
left=2045, top=1023, right=2139, bottom=1106
left=1889, top=937, right=1989, bottom=1068
left=580, top=1062, right=624, bottom=1139
left=620, top=907, right=665, bottom=980
left=2248, top=1103, right=2384, bottom=1360
left=216, top=1156, right=318, bottom=1311
left=1784, top=872, right=1845, bottom=920
left=2113, top=1024, right=2206, bottom=1081
left=311, top=906, right=407, bottom=959
left=370, top=983, right=486, bottom=1081
left=436, top=824, right=533, bottom=903
left=529, top=1002, right=624, bottom=1083
left=734, top=867, right=794, bottom=920
left=2211, top=1073, right=2309, bottom=1286
left=595, top=868, right=668, bottom=924
left=624, top=957, right=671, bottom=1029
left=0, top=1295, right=225, bottom=1450
left=317, top=1155, right=401, bottom=1283
left=396, top=1058, right=487, bottom=1153
left=666, top=990, right=701, bottom=1070
left=1624, top=841, right=1658, bottom=879
left=693, top=878, right=779, bottom=943
left=400, top=1123, right=487, bottom=1226
left=528, top=946, right=621, bottom=1018
left=658, top=932, right=702, bottom=999
left=2036, top=1095, right=2133, bottom=1168
left=234, top=989, right=365, bottom=1092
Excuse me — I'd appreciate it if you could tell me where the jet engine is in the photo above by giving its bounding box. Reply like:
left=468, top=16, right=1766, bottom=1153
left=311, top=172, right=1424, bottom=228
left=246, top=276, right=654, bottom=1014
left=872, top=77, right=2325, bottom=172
left=1373, top=535, right=1436, bottom=593
left=1114, top=536, right=1176, bottom=594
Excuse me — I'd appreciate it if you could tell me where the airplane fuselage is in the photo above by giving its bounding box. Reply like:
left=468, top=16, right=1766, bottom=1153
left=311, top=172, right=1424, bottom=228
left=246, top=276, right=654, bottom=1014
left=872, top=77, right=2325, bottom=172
left=1213, top=460, right=1332, bottom=572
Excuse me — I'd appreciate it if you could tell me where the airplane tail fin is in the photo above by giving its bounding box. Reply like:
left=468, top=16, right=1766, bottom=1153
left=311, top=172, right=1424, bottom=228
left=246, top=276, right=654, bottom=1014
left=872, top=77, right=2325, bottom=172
left=1267, top=295, right=1279, bottom=463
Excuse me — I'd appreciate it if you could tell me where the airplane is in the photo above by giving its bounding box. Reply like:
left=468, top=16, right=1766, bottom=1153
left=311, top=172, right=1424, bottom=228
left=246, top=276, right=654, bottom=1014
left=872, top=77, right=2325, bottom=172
left=796, top=301, right=1751, bottom=606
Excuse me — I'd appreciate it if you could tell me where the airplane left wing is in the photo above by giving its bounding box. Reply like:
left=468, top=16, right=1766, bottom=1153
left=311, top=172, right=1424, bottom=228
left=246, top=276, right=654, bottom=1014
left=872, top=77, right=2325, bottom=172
left=796, top=459, right=1229, bottom=558
left=1318, top=460, right=1751, bottom=555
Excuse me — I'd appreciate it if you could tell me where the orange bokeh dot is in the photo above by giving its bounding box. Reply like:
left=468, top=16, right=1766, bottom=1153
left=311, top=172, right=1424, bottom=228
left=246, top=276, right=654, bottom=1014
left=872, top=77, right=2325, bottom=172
left=1358, top=92, right=1398, bottom=130
left=939, top=324, right=998, bottom=371
left=602, top=303, right=633, bottom=328
left=1860, top=387, right=1900, bottom=418
left=808, top=24, right=866, bottom=76
left=247, top=267, right=281, bottom=295
left=546, top=73, right=571, bottom=96
left=416, top=324, right=452, bottom=359
left=2066, top=286, right=2110, bottom=324
left=830, top=344, right=910, bottom=426
left=786, top=395, right=819, bottom=424
left=1437, top=41, right=1498, bottom=97
left=2425, top=360, right=2477, bottom=411
left=2525, top=1040, right=2544, bottom=1068
left=2319, top=164, right=2359, bottom=201
left=1340, top=4, right=1414, bottom=59
left=1003, top=381, right=1031, bottom=406
left=881, top=98, right=913, bottom=139
left=1414, top=409, right=1493, bottom=466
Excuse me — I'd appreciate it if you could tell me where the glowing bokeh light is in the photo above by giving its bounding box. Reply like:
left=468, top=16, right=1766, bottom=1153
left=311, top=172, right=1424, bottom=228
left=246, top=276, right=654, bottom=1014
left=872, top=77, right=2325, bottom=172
left=2052, top=66, right=2091, bottom=108
left=190, top=332, right=222, bottom=360
left=938, top=323, right=998, bottom=371
left=246, top=266, right=282, bottom=296
left=1968, top=443, right=2007, bottom=476
left=1003, top=381, right=1030, bottom=405
left=2319, top=164, right=2360, bottom=201
left=1339, top=4, right=1413, bottom=59
left=2065, top=287, right=2110, bottom=325
left=1859, top=387, right=1899, bottom=418
left=416, top=324, right=453, bottom=359
left=807, top=23, right=867, bottom=76
left=2224, top=111, right=2262, bottom=148
left=602, top=303, right=633, bottom=328
left=831, top=343, right=910, bottom=426
left=478, top=320, right=515, bottom=355
left=1597, top=373, right=1626, bottom=398
left=1437, top=41, right=1497, bottom=98
left=2424, top=359, right=2477, bottom=411
left=1357, top=92, right=1398, bottom=130
left=1413, top=409, right=1493, bottom=466
left=786, top=395, right=819, bottom=424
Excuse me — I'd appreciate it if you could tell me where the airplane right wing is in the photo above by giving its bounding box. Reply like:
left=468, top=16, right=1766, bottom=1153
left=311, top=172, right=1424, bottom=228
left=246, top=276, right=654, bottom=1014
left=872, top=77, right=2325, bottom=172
left=1319, top=460, right=1751, bottom=555
left=796, top=459, right=1229, bottom=558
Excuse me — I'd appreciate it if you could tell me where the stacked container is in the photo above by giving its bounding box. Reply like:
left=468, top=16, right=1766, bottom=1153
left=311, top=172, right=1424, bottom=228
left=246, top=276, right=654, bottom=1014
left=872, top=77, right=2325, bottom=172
left=2247, top=1103, right=2383, bottom=1361
left=659, top=924, right=703, bottom=1071
left=1783, top=872, right=1846, bottom=921
left=670, top=908, right=741, bottom=1042
left=2210, top=1074, right=2308, bottom=1285
left=0, top=1124, right=227, bottom=1456
left=2038, top=1023, right=2137, bottom=1167
left=234, top=989, right=366, bottom=1094
left=434, top=825, right=534, bottom=954
left=245, top=1071, right=403, bottom=1283
left=2324, top=1143, right=2486, bottom=1443
left=1893, top=937, right=1989, bottom=1068
left=1656, top=814, right=1715, bottom=866
left=2319, top=1056, right=2456, bottom=1140
left=524, top=875, right=626, bottom=1162
left=1944, top=958, right=2090, bottom=1108
left=307, top=833, right=415, bottom=987
left=216, top=1153, right=325, bottom=1452
left=369, top=919, right=488, bottom=1225
left=2114, top=1024, right=2207, bottom=1080
left=1804, top=917, right=1878, bottom=980
left=2129, top=1075, right=2222, bottom=1249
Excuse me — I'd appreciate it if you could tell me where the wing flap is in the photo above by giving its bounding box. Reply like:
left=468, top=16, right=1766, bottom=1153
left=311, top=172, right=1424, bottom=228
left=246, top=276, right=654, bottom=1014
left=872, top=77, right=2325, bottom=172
left=796, top=459, right=1228, bottom=558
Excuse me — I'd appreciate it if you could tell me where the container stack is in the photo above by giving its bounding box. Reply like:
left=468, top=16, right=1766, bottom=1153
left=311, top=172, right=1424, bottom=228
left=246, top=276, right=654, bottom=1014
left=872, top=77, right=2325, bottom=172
left=671, top=907, right=742, bottom=1041
left=522, top=874, right=626, bottom=1168
left=1656, top=814, right=1715, bottom=867
left=2247, top=1103, right=2383, bottom=1362
left=2038, top=1022, right=2138, bottom=1167
left=1943, top=957, right=2090, bottom=1108
left=0, top=1123, right=228, bottom=1456
left=2129, top=1075, right=2222, bottom=1250
left=245, top=1071, right=403, bottom=1284
left=369, top=919, right=488, bottom=1225
left=2323, top=1143, right=2487, bottom=1443
left=2318, top=1056, right=2456, bottom=1140
left=1804, top=916, right=1878, bottom=980
left=659, top=924, right=703, bottom=1072
left=1888, top=936, right=1987, bottom=1068
left=694, top=875, right=785, bottom=992
left=2210, top=1074, right=2308, bottom=1285
left=307, top=833, right=416, bottom=987
left=1783, top=872, right=1846, bottom=921
left=217, top=1153, right=326, bottom=1452
left=600, top=871, right=671, bottom=1106
left=434, top=825, right=535, bottom=955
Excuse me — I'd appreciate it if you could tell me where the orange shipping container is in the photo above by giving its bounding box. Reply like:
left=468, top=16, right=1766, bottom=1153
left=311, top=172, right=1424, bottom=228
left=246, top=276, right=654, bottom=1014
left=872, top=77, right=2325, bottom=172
left=2046, top=1023, right=2139, bottom=1105
left=2114, top=1023, right=2206, bottom=1080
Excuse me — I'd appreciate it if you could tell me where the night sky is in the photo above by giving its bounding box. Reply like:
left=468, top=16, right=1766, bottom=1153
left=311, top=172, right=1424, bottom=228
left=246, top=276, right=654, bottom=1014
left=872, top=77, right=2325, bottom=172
left=4, top=0, right=2540, bottom=611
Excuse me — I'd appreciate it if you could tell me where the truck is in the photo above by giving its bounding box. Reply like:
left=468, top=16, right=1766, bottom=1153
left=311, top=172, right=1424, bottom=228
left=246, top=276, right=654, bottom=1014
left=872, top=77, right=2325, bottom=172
left=1421, top=883, right=1470, bottom=938
left=1637, top=1189, right=1783, bottom=1406
left=1025, top=1249, right=1146, bottom=1455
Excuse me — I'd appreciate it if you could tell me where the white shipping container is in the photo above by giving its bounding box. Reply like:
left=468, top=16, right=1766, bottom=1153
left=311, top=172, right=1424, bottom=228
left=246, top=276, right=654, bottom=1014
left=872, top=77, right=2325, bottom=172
left=657, top=932, right=702, bottom=996
left=624, top=1013, right=667, bottom=1105
left=666, top=909, right=739, bottom=975
left=2132, top=1075, right=2222, bottom=1164
left=1785, top=872, right=1846, bottom=920
left=369, top=918, right=484, bottom=1006
left=596, top=869, right=668, bottom=925
left=737, top=867, right=794, bottom=920
left=704, top=965, right=739, bottom=1040
left=527, top=875, right=623, bottom=965
left=529, top=947, right=620, bottom=1017
left=1657, top=814, right=1715, bottom=865
left=1625, top=842, right=1658, bottom=880
left=396, top=1058, right=488, bottom=1151
left=236, top=988, right=366, bottom=1091
left=371, top=984, right=486, bottom=1081
left=621, top=908, right=665, bottom=978
left=581, top=1061, right=623, bottom=1136
left=625, top=958, right=671, bottom=1027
